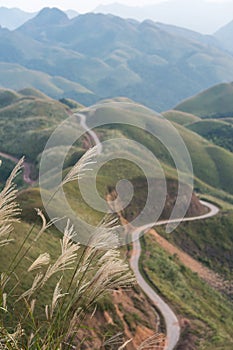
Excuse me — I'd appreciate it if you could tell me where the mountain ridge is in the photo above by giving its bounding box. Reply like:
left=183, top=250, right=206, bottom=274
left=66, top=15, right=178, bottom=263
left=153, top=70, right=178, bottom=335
left=94, top=0, right=233, bottom=34
left=4, top=11, right=233, bottom=110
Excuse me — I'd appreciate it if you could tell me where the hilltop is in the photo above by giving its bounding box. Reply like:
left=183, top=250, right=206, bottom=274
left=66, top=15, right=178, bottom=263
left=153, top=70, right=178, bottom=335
left=1, top=87, right=233, bottom=201
left=0, top=88, right=232, bottom=349
left=0, top=7, right=36, bottom=30
left=173, top=83, right=233, bottom=152
left=0, top=10, right=233, bottom=109
left=175, top=82, right=233, bottom=118
left=0, top=7, right=78, bottom=30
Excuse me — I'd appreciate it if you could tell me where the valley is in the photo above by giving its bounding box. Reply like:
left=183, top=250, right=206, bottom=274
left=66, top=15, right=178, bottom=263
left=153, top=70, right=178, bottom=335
left=0, top=84, right=232, bottom=348
left=0, top=4, right=233, bottom=349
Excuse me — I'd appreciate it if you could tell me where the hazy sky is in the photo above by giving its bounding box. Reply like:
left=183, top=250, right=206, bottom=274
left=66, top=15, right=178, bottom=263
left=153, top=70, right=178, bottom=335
left=0, top=0, right=232, bottom=13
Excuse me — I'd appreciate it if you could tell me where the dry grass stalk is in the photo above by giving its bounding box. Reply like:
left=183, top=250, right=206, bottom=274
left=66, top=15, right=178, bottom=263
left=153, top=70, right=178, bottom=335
left=0, top=154, right=164, bottom=350
left=0, top=158, right=23, bottom=247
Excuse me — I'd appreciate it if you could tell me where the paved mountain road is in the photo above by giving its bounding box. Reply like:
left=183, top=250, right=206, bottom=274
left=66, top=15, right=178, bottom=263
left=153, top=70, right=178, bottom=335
left=0, top=111, right=219, bottom=350
left=130, top=200, right=219, bottom=350
left=0, top=151, right=35, bottom=185
left=76, top=112, right=220, bottom=350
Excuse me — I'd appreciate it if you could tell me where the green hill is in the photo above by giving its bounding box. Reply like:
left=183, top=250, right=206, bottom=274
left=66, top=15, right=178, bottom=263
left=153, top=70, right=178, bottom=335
left=162, top=110, right=201, bottom=126
left=0, top=90, right=72, bottom=161
left=175, top=82, right=233, bottom=118
left=0, top=91, right=233, bottom=202
left=0, top=89, right=233, bottom=349
left=0, top=88, right=21, bottom=107
left=83, top=101, right=233, bottom=199
left=18, top=87, right=51, bottom=99
left=188, top=119, right=233, bottom=152
left=141, top=234, right=233, bottom=349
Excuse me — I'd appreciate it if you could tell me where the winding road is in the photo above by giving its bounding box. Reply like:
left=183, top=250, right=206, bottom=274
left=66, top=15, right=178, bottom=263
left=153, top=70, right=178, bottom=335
left=0, top=110, right=220, bottom=350
left=0, top=151, right=35, bottom=185
left=76, top=112, right=220, bottom=349
left=2, top=110, right=218, bottom=350
left=75, top=112, right=102, bottom=154
left=77, top=111, right=220, bottom=350
left=130, top=200, right=219, bottom=350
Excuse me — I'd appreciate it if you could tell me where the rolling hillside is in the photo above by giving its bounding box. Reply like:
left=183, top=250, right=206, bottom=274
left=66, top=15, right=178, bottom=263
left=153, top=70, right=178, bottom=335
left=173, top=82, right=233, bottom=153
left=0, top=88, right=71, bottom=162
left=79, top=100, right=233, bottom=202
left=0, top=88, right=233, bottom=349
left=188, top=119, right=233, bottom=153
left=1, top=88, right=233, bottom=202
left=162, top=110, right=201, bottom=126
left=0, top=9, right=233, bottom=110
left=175, top=82, right=233, bottom=118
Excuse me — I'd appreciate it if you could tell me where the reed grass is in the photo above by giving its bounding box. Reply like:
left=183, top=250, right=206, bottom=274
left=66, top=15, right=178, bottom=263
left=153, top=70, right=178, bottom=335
left=0, top=150, right=164, bottom=349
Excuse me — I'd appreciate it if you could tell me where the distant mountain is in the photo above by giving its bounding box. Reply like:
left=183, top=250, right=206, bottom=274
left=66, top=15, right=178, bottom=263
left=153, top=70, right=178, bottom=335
left=154, top=22, right=222, bottom=49
left=12, top=12, right=233, bottom=110
left=215, top=20, right=233, bottom=53
left=0, top=6, right=78, bottom=30
left=175, top=82, right=233, bottom=118
left=0, top=62, right=97, bottom=105
left=18, top=7, right=69, bottom=41
left=65, top=9, right=79, bottom=19
left=94, top=0, right=233, bottom=34
left=0, top=7, right=36, bottom=30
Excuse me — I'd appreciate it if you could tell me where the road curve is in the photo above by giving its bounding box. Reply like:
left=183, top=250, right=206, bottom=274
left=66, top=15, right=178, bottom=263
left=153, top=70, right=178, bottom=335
left=75, top=112, right=103, bottom=154
left=75, top=111, right=220, bottom=350
left=130, top=200, right=219, bottom=350
left=0, top=151, right=35, bottom=185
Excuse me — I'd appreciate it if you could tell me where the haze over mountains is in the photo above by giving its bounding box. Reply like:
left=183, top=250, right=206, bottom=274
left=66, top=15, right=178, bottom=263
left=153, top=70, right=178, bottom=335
left=94, top=0, right=233, bottom=34
left=0, top=5, right=233, bottom=349
left=0, top=6, right=78, bottom=30
left=1, top=1, right=233, bottom=34
left=215, top=19, right=233, bottom=53
left=0, top=7, right=233, bottom=110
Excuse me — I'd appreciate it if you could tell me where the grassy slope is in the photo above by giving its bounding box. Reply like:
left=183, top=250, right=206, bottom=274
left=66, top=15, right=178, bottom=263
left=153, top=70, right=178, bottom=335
left=85, top=102, right=233, bottom=200
left=175, top=82, right=233, bottom=118
left=1, top=92, right=233, bottom=200
left=187, top=119, right=233, bottom=153
left=1, top=219, right=161, bottom=346
left=0, top=91, right=69, bottom=161
left=175, top=123, right=233, bottom=195
left=162, top=110, right=201, bottom=126
left=140, top=234, right=233, bottom=350
left=156, top=211, right=233, bottom=280
left=0, top=90, right=232, bottom=348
